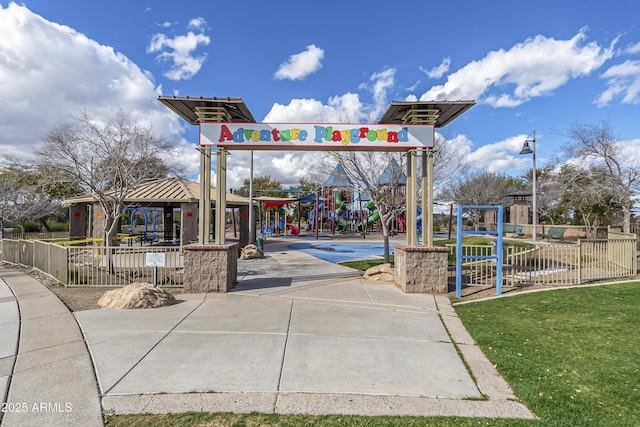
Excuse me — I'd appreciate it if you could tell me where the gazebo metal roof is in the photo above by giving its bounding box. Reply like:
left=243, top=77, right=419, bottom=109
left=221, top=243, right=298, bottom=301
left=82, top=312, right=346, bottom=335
left=64, top=177, right=251, bottom=207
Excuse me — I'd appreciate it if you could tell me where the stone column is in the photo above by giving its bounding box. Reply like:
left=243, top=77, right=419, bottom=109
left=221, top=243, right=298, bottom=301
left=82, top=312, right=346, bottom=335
left=484, top=209, right=497, bottom=231
left=183, top=243, right=238, bottom=292
left=92, top=204, right=106, bottom=240
left=394, top=244, right=449, bottom=293
left=510, top=202, right=529, bottom=226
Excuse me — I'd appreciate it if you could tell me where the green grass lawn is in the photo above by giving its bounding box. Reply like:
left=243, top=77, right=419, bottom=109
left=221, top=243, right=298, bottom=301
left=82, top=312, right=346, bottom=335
left=338, top=237, right=529, bottom=271
left=105, top=282, right=640, bottom=427
left=454, top=282, right=640, bottom=427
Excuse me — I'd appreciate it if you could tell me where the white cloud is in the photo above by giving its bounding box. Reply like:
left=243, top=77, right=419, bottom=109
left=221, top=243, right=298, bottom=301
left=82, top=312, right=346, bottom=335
left=0, top=3, right=185, bottom=165
left=362, top=68, right=396, bottom=120
left=146, top=19, right=210, bottom=81
left=274, top=44, right=324, bottom=81
left=596, top=60, right=640, bottom=106
left=625, top=41, right=640, bottom=55
left=188, top=17, right=207, bottom=31
left=619, top=138, right=640, bottom=166
left=223, top=150, right=323, bottom=190
left=420, top=57, right=451, bottom=79
left=465, top=134, right=533, bottom=172
left=263, top=93, right=365, bottom=123
left=419, top=29, right=615, bottom=107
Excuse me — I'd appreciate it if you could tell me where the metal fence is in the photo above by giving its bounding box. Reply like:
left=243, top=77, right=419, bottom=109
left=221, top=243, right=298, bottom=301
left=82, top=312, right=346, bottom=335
left=448, top=238, right=637, bottom=289
left=1, top=236, right=636, bottom=290
left=66, top=245, right=183, bottom=286
left=0, top=239, right=183, bottom=287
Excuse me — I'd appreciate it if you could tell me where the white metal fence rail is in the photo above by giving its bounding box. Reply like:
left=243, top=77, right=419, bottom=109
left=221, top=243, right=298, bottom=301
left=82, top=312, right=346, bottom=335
left=0, top=239, right=183, bottom=287
left=448, top=238, right=636, bottom=289
left=1, top=237, right=635, bottom=289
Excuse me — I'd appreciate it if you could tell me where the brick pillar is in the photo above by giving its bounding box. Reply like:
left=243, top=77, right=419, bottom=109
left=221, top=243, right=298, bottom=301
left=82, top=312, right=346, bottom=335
left=484, top=209, right=497, bottom=231
left=510, top=202, right=529, bottom=226
left=394, top=245, right=449, bottom=293
left=92, top=204, right=106, bottom=240
left=183, top=243, right=238, bottom=292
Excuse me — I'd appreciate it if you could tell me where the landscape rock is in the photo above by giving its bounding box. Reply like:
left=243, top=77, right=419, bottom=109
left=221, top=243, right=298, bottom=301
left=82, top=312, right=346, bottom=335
left=98, top=282, right=176, bottom=309
left=240, top=244, right=264, bottom=260
left=363, top=263, right=395, bottom=282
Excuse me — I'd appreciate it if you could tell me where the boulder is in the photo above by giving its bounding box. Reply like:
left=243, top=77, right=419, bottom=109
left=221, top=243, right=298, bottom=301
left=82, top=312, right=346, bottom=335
left=98, top=282, right=176, bottom=309
left=240, top=243, right=264, bottom=260
left=363, top=263, right=395, bottom=282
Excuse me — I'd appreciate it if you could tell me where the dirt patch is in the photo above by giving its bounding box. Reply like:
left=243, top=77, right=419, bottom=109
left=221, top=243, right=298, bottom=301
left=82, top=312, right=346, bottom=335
left=448, top=283, right=552, bottom=302
left=7, top=263, right=183, bottom=312
left=7, top=262, right=638, bottom=311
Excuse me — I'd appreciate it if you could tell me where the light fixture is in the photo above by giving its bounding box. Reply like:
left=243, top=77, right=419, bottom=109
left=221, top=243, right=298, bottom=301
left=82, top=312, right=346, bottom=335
left=519, top=142, right=534, bottom=155
left=519, top=129, right=537, bottom=241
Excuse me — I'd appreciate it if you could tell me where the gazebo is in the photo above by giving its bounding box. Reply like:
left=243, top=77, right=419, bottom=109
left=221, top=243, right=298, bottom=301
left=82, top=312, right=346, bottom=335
left=64, top=176, right=254, bottom=247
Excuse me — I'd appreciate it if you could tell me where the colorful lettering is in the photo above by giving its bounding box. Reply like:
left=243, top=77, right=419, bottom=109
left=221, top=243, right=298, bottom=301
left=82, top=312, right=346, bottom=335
left=213, top=124, right=424, bottom=147
left=218, top=124, right=233, bottom=142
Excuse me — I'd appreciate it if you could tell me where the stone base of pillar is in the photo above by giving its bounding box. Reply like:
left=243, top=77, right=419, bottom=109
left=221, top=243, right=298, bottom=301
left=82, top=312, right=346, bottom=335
left=183, top=243, right=238, bottom=293
left=394, top=245, right=450, bottom=293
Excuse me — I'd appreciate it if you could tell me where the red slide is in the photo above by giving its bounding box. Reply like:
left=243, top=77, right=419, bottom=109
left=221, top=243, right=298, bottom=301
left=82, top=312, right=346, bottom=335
left=286, top=224, right=300, bottom=236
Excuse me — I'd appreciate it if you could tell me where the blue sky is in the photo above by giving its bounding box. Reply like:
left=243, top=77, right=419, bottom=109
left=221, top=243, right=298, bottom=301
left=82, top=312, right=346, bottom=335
left=1, top=1, right=639, bottom=191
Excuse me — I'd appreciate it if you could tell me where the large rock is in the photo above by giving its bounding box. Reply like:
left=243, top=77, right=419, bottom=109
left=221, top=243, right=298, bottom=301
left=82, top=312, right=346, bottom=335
left=363, top=263, right=395, bottom=282
left=240, top=243, right=264, bottom=260
left=98, top=282, right=176, bottom=309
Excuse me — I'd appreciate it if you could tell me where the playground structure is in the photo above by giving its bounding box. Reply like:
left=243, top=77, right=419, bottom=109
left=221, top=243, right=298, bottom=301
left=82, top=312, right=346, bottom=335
left=122, top=207, right=175, bottom=241
left=261, top=211, right=299, bottom=236
left=305, top=161, right=422, bottom=237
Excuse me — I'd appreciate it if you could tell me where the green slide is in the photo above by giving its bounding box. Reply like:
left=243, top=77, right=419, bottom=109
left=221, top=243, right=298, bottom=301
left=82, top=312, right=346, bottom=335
left=356, top=200, right=379, bottom=232
left=334, top=191, right=349, bottom=233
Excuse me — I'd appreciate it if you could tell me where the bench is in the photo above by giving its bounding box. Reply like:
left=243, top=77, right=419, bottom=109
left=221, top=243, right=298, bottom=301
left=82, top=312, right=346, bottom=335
left=503, top=224, right=525, bottom=237
left=538, top=226, right=567, bottom=242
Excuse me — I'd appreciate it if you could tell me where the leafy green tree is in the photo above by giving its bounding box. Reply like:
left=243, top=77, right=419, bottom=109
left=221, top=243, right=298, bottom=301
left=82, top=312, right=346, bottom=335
left=290, top=177, right=323, bottom=225
left=234, top=175, right=283, bottom=198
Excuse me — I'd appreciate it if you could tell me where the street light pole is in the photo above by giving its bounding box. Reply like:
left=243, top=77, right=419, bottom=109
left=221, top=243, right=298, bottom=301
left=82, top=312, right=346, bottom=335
left=519, top=129, right=537, bottom=240
left=249, top=150, right=255, bottom=244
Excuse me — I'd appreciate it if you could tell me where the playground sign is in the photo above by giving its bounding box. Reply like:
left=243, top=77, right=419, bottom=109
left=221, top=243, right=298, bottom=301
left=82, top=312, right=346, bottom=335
left=145, top=252, right=165, bottom=267
left=200, top=123, right=434, bottom=150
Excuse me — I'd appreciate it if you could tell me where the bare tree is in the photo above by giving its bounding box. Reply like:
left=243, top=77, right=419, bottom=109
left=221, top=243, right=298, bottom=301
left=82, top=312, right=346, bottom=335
left=0, top=162, right=64, bottom=238
left=446, top=171, right=520, bottom=230
left=323, top=151, right=406, bottom=263
left=428, top=131, right=470, bottom=202
left=556, top=164, right=620, bottom=238
left=36, top=110, right=173, bottom=246
left=531, top=166, right=563, bottom=225
left=563, top=121, right=640, bottom=233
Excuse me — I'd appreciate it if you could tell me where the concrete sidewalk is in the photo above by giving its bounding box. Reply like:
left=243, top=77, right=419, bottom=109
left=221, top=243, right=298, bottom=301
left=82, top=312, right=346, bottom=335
left=1, top=239, right=535, bottom=423
left=0, top=266, right=103, bottom=427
